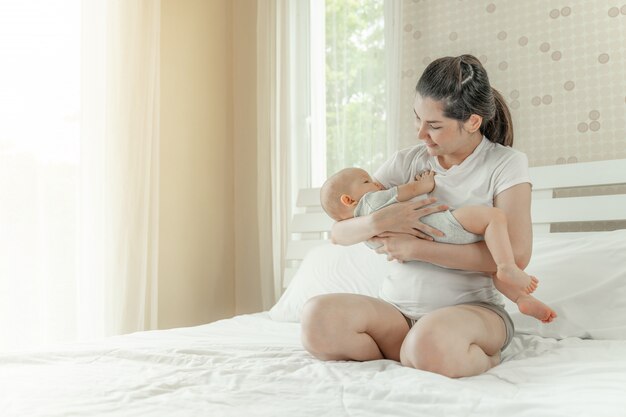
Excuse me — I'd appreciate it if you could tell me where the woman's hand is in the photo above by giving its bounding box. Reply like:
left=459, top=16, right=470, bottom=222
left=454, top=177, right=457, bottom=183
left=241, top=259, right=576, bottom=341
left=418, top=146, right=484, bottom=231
left=369, top=232, right=428, bottom=263
left=372, top=197, right=448, bottom=240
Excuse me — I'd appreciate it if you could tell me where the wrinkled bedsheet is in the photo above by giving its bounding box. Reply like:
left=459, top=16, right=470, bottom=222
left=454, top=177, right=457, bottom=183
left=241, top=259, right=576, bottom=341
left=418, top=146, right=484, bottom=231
left=2, top=312, right=625, bottom=417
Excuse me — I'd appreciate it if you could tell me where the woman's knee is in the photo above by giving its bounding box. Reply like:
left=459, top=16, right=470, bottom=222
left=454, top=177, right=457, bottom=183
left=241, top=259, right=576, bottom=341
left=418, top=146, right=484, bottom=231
left=399, top=319, right=461, bottom=377
left=300, top=294, right=344, bottom=359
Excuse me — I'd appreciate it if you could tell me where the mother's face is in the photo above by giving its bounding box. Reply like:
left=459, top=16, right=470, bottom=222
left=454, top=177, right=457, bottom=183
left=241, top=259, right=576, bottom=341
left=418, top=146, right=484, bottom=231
left=413, top=94, right=482, bottom=160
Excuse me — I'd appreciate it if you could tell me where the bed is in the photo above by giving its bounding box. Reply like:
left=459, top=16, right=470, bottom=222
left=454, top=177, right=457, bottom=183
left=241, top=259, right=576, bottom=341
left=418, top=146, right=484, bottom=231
left=3, top=159, right=626, bottom=417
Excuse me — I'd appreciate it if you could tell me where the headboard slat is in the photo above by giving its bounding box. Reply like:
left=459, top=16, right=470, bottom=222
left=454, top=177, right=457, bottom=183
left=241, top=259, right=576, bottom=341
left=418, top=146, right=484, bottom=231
left=529, top=159, right=626, bottom=190
left=531, top=194, right=626, bottom=223
left=291, top=213, right=334, bottom=233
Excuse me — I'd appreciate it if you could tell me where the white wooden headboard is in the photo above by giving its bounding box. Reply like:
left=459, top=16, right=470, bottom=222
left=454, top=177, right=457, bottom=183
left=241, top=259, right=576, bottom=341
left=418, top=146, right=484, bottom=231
left=284, top=158, right=626, bottom=288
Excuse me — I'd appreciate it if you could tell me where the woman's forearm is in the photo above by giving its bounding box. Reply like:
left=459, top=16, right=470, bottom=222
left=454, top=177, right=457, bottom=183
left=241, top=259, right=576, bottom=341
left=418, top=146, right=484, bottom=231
left=330, top=214, right=380, bottom=246
left=412, top=240, right=498, bottom=273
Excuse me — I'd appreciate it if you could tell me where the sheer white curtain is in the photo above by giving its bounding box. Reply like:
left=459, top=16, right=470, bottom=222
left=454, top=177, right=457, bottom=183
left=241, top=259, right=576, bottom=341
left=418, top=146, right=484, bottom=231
left=257, top=0, right=292, bottom=307
left=79, top=0, right=160, bottom=338
left=0, top=0, right=159, bottom=350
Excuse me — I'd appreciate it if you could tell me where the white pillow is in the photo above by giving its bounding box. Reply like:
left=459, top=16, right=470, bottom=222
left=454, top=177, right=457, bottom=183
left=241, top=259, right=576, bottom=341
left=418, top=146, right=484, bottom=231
left=270, top=230, right=626, bottom=340
left=269, top=243, right=389, bottom=322
left=502, top=229, right=626, bottom=340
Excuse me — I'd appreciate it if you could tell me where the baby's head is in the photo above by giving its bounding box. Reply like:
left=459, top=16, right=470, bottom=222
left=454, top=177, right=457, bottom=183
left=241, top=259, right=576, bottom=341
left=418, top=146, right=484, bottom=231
left=320, top=167, right=383, bottom=221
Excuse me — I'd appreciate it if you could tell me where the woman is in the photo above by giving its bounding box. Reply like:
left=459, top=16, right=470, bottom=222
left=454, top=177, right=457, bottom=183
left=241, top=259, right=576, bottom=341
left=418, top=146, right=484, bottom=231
left=300, top=54, right=532, bottom=378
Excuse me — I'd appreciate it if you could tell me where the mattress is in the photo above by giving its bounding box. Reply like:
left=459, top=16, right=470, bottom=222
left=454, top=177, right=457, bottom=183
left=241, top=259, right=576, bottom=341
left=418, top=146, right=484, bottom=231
left=2, top=312, right=625, bottom=417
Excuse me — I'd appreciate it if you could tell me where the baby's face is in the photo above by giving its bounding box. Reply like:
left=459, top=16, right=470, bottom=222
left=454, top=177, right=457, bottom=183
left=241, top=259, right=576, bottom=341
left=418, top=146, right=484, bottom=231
left=348, top=169, right=383, bottom=201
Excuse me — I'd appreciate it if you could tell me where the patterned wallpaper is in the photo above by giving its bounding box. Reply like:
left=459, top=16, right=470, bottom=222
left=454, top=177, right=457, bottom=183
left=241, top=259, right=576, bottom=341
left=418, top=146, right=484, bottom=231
left=398, top=0, right=626, bottom=167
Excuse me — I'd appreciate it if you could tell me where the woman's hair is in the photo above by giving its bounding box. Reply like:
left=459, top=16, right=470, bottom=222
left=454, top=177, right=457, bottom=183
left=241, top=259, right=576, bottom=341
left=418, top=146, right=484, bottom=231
left=416, top=54, right=513, bottom=146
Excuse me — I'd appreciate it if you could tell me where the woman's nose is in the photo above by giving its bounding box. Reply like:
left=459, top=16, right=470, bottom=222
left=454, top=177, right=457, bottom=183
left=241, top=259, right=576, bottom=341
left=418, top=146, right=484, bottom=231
left=417, top=122, right=428, bottom=140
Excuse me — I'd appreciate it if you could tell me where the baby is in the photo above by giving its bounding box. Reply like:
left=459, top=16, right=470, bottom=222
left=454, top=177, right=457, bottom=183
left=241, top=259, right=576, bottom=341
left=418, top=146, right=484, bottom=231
left=320, top=167, right=557, bottom=323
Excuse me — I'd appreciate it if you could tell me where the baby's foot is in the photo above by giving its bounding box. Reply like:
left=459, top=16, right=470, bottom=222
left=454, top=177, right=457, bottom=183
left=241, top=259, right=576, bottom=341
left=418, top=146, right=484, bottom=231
left=517, top=295, right=558, bottom=323
left=496, top=263, right=538, bottom=294
left=415, top=170, right=436, bottom=193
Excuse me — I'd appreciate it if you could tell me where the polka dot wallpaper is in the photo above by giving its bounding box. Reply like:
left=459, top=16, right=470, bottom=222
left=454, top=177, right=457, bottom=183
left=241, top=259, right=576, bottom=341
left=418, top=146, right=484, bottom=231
left=398, top=0, right=626, bottom=168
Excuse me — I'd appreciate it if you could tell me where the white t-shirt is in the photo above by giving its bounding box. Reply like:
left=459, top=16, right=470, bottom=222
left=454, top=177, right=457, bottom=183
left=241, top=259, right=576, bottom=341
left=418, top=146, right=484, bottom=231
left=372, top=137, right=531, bottom=318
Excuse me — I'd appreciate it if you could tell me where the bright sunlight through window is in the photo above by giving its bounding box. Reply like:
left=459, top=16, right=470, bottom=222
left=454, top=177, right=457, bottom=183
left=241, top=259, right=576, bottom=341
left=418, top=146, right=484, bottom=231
left=0, top=0, right=81, bottom=349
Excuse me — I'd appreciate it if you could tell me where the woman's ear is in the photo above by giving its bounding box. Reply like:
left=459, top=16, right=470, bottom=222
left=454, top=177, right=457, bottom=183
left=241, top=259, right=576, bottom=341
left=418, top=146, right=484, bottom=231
left=340, top=194, right=356, bottom=207
left=464, top=114, right=483, bottom=133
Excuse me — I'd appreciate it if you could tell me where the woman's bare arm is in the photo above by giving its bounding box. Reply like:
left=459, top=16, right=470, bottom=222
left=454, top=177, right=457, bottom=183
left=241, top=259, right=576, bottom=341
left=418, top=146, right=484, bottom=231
left=371, top=183, right=533, bottom=272
left=330, top=197, right=448, bottom=246
left=493, top=182, right=533, bottom=268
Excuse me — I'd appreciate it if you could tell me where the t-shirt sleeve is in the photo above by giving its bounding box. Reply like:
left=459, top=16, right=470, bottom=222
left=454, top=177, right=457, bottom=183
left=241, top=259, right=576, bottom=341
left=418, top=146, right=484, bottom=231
left=493, top=150, right=531, bottom=196
left=372, top=148, right=415, bottom=189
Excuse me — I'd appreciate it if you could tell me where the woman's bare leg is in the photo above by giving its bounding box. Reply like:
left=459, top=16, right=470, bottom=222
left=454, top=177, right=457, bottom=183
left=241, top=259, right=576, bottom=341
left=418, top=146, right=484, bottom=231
left=400, top=304, right=506, bottom=378
left=301, top=294, right=410, bottom=362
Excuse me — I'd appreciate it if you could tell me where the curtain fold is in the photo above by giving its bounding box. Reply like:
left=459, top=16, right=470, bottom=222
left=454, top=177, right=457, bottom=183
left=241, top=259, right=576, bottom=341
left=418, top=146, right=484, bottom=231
left=257, top=0, right=292, bottom=308
left=80, top=0, right=160, bottom=337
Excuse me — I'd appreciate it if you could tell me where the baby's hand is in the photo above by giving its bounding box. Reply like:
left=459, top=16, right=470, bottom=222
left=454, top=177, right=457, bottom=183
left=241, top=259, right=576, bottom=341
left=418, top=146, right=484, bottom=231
left=415, top=170, right=436, bottom=192
left=415, top=170, right=436, bottom=181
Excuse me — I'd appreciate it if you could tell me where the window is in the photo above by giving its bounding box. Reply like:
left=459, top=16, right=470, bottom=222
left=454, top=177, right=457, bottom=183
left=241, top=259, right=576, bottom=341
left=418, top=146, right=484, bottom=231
left=0, top=0, right=81, bottom=349
left=323, top=0, right=388, bottom=181
left=292, top=0, right=397, bottom=189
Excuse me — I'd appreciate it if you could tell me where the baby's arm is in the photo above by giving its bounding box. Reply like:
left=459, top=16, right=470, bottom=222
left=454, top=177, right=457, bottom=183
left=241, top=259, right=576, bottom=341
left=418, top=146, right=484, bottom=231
left=396, top=171, right=436, bottom=202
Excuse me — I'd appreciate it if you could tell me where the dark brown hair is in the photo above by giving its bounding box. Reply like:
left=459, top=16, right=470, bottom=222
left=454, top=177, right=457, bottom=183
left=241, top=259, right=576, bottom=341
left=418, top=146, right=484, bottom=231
left=416, top=54, right=513, bottom=146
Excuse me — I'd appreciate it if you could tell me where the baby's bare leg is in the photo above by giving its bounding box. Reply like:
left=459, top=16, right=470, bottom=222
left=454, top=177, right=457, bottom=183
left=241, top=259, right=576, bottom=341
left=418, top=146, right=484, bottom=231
left=453, top=206, right=557, bottom=323
left=452, top=206, right=537, bottom=294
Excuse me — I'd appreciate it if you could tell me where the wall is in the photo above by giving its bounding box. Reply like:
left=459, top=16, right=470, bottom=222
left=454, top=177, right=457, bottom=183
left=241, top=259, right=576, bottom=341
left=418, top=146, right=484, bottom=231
left=399, top=0, right=626, bottom=166
left=159, top=0, right=235, bottom=328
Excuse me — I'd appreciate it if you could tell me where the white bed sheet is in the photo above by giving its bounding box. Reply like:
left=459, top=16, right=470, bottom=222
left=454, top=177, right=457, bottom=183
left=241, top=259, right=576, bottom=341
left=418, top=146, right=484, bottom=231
left=2, top=312, right=626, bottom=417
